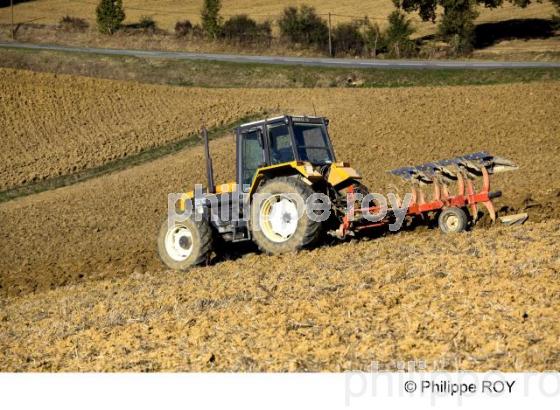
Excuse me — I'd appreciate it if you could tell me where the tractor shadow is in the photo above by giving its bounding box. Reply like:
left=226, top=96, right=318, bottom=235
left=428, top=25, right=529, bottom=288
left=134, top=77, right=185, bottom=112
left=208, top=209, right=499, bottom=266
left=209, top=219, right=432, bottom=266
left=211, top=240, right=260, bottom=265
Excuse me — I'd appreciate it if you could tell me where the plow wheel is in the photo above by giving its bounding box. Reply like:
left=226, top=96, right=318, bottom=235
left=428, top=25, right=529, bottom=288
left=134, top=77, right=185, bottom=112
left=438, top=207, right=468, bottom=234
left=251, top=176, right=322, bottom=254
left=157, top=216, right=213, bottom=270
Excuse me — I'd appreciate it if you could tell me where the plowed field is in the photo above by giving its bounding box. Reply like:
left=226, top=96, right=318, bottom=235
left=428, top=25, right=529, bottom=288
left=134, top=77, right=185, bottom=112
left=0, top=68, right=261, bottom=191
left=1, top=69, right=559, bottom=371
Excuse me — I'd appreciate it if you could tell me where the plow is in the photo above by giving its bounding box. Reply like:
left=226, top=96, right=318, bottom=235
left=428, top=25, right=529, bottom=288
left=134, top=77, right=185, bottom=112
left=158, top=115, right=523, bottom=270
left=337, top=152, right=521, bottom=238
left=390, top=151, right=518, bottom=223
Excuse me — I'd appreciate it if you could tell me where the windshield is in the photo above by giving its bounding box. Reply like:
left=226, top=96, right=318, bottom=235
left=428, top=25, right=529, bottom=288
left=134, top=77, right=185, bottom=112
left=292, top=123, right=334, bottom=165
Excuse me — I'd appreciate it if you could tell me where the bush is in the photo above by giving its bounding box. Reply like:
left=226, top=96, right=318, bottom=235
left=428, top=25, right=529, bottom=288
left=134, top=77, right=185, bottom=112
left=137, top=15, right=157, bottom=31
left=175, top=19, right=193, bottom=37
left=59, top=15, right=89, bottom=32
left=278, top=5, right=329, bottom=49
left=201, top=0, right=222, bottom=39
left=222, top=15, right=271, bottom=44
left=332, top=22, right=365, bottom=56
left=384, top=9, right=416, bottom=58
left=123, top=15, right=161, bottom=34
left=96, top=0, right=125, bottom=35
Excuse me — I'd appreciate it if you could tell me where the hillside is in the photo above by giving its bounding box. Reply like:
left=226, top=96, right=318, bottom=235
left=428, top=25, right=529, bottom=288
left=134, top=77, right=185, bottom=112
left=0, top=68, right=559, bottom=371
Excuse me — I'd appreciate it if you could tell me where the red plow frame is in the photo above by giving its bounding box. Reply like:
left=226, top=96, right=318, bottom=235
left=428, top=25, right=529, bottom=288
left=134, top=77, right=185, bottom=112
left=336, top=152, right=516, bottom=237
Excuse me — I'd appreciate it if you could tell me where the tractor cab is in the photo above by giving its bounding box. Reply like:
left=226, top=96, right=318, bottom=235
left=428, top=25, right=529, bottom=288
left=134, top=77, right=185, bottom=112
left=235, top=115, right=336, bottom=191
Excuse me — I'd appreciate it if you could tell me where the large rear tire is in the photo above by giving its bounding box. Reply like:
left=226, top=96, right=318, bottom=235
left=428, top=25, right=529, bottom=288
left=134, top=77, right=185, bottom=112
left=250, top=176, right=323, bottom=254
left=157, top=216, right=213, bottom=270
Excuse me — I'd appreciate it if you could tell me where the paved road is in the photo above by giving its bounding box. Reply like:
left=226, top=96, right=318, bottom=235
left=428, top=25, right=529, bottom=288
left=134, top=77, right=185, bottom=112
left=2, top=41, right=560, bottom=69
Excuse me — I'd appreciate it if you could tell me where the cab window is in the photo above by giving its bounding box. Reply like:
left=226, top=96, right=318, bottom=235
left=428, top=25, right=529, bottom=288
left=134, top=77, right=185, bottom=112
left=268, top=124, right=295, bottom=165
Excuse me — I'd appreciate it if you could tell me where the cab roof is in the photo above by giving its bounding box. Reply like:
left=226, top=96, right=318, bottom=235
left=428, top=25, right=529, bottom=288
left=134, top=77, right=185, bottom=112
left=238, top=115, right=328, bottom=130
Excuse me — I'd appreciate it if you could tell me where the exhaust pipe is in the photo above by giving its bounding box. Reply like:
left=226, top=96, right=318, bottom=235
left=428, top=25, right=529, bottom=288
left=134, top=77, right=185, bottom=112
left=202, top=127, right=215, bottom=194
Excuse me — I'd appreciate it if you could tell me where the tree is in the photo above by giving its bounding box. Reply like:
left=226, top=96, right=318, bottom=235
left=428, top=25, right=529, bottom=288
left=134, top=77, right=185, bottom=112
left=96, top=0, right=125, bottom=35
left=201, top=0, right=222, bottom=39
left=399, top=0, right=502, bottom=22
left=395, top=0, right=548, bottom=53
left=438, top=0, right=479, bottom=54
left=385, top=9, right=416, bottom=57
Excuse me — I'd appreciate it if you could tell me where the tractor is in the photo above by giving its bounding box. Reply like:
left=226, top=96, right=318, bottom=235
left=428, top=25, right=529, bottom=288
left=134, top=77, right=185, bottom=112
left=157, top=115, right=517, bottom=270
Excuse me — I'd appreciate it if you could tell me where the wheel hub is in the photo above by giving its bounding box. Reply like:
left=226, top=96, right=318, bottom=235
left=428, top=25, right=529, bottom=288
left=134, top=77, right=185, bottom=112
left=260, top=195, right=299, bottom=242
left=445, top=215, right=459, bottom=230
left=165, top=226, right=194, bottom=261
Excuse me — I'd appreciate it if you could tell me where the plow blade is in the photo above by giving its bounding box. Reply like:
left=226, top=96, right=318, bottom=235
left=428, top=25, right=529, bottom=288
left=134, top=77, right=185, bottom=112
left=499, top=213, right=529, bottom=226
left=385, top=151, right=519, bottom=224
left=389, top=151, right=517, bottom=184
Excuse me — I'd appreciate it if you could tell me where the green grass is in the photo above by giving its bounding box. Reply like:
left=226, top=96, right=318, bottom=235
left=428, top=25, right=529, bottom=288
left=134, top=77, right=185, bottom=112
left=0, top=113, right=264, bottom=203
left=1, top=47, right=559, bottom=88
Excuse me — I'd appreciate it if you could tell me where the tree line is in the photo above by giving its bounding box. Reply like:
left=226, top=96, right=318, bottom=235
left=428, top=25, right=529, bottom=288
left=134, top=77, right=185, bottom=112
left=93, top=0, right=560, bottom=57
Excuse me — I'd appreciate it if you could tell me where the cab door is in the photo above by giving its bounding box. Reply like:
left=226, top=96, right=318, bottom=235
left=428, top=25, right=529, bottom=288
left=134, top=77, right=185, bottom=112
left=237, top=127, right=267, bottom=192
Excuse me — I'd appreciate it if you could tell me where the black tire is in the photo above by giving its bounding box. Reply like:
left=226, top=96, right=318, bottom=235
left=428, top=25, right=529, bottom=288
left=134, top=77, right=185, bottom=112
left=157, top=216, right=213, bottom=270
left=250, top=176, right=323, bottom=254
left=438, top=207, right=468, bottom=234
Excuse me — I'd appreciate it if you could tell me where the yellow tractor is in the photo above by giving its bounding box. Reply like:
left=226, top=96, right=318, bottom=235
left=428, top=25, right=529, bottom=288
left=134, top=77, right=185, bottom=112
left=157, top=115, right=516, bottom=270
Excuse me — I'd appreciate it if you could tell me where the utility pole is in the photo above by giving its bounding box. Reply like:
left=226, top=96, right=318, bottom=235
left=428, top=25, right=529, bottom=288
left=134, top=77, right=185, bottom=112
left=373, top=27, right=379, bottom=60
left=10, top=0, right=14, bottom=40
left=328, top=12, right=332, bottom=57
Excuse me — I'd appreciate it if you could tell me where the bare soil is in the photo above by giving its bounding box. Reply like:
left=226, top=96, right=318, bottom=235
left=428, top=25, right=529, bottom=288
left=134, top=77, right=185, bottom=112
left=0, top=69, right=559, bottom=371
left=0, top=68, right=262, bottom=191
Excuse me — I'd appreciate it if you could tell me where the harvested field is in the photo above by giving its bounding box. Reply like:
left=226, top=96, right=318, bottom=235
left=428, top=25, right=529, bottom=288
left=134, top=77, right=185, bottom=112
left=2, top=220, right=559, bottom=372
left=0, top=69, right=559, bottom=371
left=0, top=0, right=556, bottom=35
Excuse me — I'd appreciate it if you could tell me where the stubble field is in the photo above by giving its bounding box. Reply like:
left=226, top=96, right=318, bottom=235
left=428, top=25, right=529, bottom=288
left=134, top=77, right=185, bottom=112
left=0, top=68, right=559, bottom=371
left=0, top=0, right=557, bottom=34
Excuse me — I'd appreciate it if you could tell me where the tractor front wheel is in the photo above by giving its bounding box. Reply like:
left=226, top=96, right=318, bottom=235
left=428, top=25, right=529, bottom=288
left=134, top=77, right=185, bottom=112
left=250, top=176, right=323, bottom=254
left=157, top=216, right=213, bottom=270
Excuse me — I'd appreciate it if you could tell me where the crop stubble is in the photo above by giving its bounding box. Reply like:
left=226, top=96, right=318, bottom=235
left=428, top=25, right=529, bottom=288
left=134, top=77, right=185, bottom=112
left=0, top=69, right=559, bottom=371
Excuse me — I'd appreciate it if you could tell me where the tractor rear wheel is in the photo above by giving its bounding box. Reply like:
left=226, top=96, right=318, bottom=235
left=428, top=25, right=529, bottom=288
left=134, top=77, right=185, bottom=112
left=438, top=207, right=468, bottom=234
left=250, top=176, right=323, bottom=254
left=157, top=216, right=213, bottom=270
